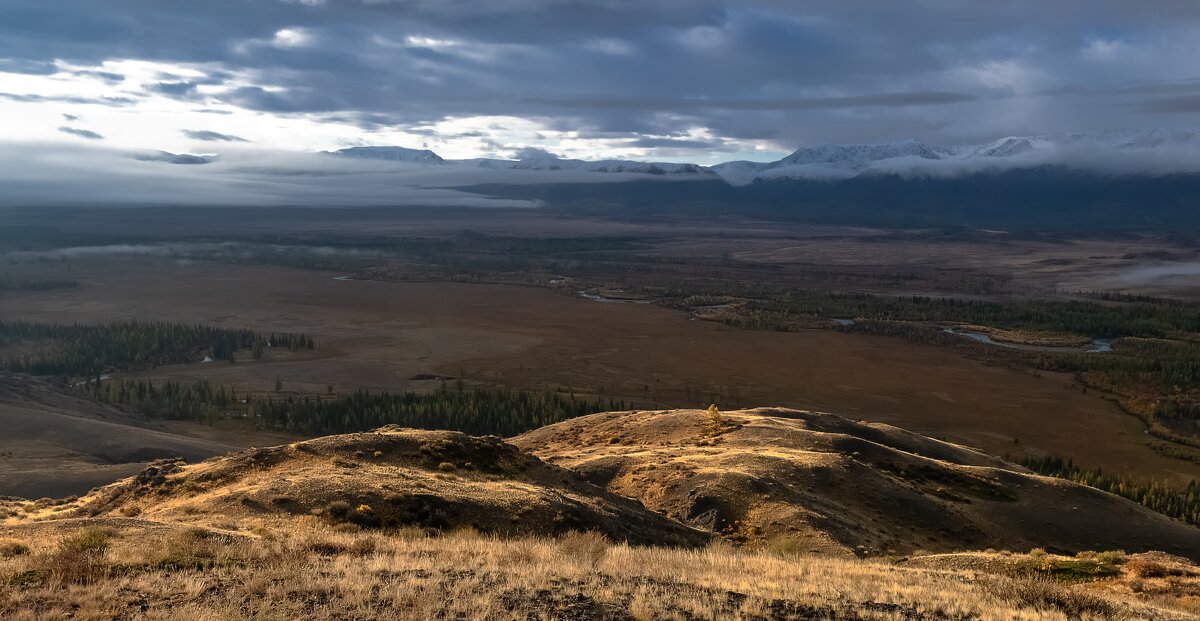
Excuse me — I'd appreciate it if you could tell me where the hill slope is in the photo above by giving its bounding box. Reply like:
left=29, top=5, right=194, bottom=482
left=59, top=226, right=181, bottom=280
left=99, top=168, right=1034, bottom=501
left=0, top=374, right=245, bottom=498
left=40, top=427, right=707, bottom=546
left=514, top=408, right=1200, bottom=560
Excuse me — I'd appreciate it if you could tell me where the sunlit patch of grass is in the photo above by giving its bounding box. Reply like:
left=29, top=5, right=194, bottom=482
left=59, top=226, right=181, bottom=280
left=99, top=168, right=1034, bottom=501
left=2, top=521, right=1185, bottom=620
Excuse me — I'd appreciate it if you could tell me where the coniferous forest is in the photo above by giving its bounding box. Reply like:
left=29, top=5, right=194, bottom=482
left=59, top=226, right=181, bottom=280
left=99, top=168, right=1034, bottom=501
left=88, top=378, right=622, bottom=437
left=0, top=320, right=313, bottom=377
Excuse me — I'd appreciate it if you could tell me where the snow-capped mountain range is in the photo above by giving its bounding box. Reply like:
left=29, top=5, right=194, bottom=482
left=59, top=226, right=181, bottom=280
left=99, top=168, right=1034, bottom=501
left=712, top=130, right=1200, bottom=184
left=322, top=129, right=1200, bottom=185
left=325, top=146, right=717, bottom=177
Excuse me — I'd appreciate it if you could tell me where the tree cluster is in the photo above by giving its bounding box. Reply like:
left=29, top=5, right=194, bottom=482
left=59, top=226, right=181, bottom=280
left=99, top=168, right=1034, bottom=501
left=1, top=320, right=313, bottom=377
left=90, top=378, right=621, bottom=437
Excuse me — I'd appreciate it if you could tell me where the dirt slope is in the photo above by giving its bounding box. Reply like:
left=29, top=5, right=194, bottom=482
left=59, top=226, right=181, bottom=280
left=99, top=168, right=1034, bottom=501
left=514, top=408, right=1200, bottom=559
left=33, top=427, right=708, bottom=546
left=0, top=374, right=241, bottom=498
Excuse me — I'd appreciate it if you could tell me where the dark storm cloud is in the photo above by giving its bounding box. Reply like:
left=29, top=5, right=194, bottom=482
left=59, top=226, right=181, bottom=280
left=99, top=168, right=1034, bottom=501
left=528, top=92, right=976, bottom=112
left=58, top=127, right=105, bottom=140
left=1138, top=95, right=1200, bottom=114
left=3, top=0, right=1200, bottom=152
left=628, top=137, right=729, bottom=150
left=182, top=129, right=250, bottom=142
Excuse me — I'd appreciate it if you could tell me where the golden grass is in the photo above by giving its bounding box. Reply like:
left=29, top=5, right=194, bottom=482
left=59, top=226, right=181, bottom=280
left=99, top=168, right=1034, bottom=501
left=1, top=519, right=1193, bottom=620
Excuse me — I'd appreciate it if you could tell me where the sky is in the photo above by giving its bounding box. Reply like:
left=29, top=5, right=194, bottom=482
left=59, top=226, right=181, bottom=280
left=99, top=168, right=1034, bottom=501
left=3, top=0, right=1200, bottom=166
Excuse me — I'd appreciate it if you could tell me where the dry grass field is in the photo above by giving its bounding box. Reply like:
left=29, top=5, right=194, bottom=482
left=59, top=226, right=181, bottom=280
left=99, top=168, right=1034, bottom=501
left=0, top=256, right=1193, bottom=487
left=3, top=521, right=1197, bottom=621
left=2, top=411, right=1198, bottom=620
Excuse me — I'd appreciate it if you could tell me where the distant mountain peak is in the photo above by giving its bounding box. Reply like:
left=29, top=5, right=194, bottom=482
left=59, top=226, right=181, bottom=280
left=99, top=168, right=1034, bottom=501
left=319, top=145, right=715, bottom=177
left=776, top=139, right=944, bottom=167
left=327, top=146, right=445, bottom=164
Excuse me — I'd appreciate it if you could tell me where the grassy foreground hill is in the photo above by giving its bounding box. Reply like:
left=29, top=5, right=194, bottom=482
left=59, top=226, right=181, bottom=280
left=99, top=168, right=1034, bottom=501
left=515, top=408, right=1200, bottom=560
left=1, top=409, right=1198, bottom=619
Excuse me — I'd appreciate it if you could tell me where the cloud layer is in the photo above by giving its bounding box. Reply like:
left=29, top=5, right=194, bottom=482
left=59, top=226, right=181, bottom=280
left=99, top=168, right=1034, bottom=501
left=2, top=1, right=1200, bottom=164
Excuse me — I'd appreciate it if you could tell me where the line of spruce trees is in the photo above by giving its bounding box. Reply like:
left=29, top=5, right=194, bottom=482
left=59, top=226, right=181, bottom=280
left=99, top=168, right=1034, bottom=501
left=1, top=320, right=313, bottom=377
left=89, top=378, right=622, bottom=437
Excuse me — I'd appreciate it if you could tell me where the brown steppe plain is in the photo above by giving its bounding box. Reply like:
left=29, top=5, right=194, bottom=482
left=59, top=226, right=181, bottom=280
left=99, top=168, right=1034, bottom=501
left=0, top=256, right=1193, bottom=486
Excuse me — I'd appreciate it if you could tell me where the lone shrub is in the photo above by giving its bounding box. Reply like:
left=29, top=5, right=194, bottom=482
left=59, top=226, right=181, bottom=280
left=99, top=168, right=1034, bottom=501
left=349, top=503, right=380, bottom=527
left=764, top=535, right=808, bottom=559
left=705, top=404, right=724, bottom=434
left=1124, top=556, right=1179, bottom=579
left=0, top=540, right=30, bottom=558
left=558, top=530, right=610, bottom=569
left=45, top=528, right=110, bottom=585
left=981, top=576, right=1124, bottom=619
left=325, top=501, right=352, bottom=520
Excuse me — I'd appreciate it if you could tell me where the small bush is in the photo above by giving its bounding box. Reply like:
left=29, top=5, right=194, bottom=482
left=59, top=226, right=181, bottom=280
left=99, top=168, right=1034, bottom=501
left=982, top=576, right=1125, bottom=619
left=150, top=528, right=230, bottom=570
left=59, top=529, right=109, bottom=555
left=44, top=528, right=110, bottom=585
left=764, top=535, right=808, bottom=559
left=0, top=540, right=30, bottom=558
left=306, top=540, right=346, bottom=556
left=349, top=504, right=381, bottom=528
left=348, top=538, right=377, bottom=556
left=437, top=462, right=457, bottom=472
left=1124, top=556, right=1180, bottom=579
left=558, top=531, right=610, bottom=569
left=326, top=501, right=352, bottom=519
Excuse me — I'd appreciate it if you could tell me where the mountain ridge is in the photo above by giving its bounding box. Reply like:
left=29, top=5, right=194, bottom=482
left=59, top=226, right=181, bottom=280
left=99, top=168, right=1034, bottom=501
left=319, top=129, right=1200, bottom=184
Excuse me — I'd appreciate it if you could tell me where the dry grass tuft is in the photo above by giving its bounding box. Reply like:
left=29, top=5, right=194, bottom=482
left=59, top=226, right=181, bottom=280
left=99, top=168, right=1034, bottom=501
left=979, top=575, right=1128, bottom=619
left=41, top=527, right=110, bottom=586
left=0, top=540, right=29, bottom=558
left=557, top=530, right=610, bottom=568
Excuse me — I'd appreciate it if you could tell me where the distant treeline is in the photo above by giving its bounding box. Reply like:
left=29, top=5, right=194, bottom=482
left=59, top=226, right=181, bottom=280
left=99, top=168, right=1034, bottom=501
left=705, top=290, right=1200, bottom=338
left=89, top=379, right=621, bottom=437
left=0, top=320, right=313, bottom=377
left=837, top=320, right=1200, bottom=393
left=1019, top=455, right=1200, bottom=527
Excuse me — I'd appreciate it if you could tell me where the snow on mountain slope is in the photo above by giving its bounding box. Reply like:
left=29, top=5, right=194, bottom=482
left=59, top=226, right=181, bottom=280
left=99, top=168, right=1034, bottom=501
left=320, top=130, right=1199, bottom=185
left=509, top=156, right=716, bottom=176
left=324, top=147, right=717, bottom=177
left=327, top=146, right=446, bottom=164
left=715, top=130, right=1200, bottom=184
